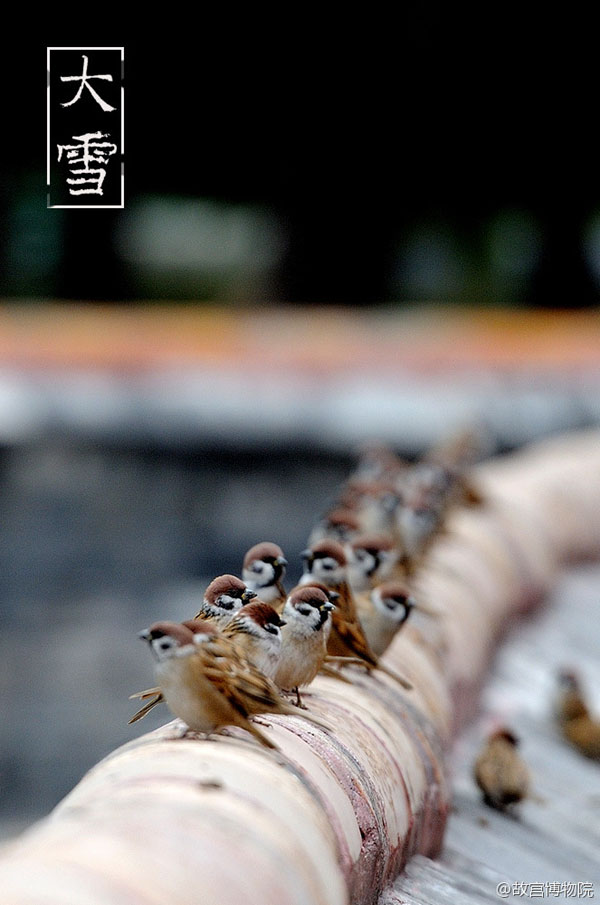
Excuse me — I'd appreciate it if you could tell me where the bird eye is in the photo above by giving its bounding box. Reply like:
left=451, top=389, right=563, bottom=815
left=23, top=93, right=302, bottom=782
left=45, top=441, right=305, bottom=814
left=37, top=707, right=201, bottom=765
left=298, top=605, right=313, bottom=616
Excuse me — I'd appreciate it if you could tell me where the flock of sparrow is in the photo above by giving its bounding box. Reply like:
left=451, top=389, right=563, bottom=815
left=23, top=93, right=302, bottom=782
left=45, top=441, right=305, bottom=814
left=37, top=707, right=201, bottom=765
left=129, top=429, right=600, bottom=809
left=129, top=431, right=479, bottom=747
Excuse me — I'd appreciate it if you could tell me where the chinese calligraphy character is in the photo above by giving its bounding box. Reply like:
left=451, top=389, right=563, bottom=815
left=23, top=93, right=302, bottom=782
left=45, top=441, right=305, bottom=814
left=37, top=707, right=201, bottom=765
left=528, top=883, right=545, bottom=898
left=512, top=882, right=531, bottom=896
left=544, top=882, right=563, bottom=897
left=57, top=132, right=117, bottom=195
left=60, top=54, right=116, bottom=112
left=579, top=883, right=595, bottom=899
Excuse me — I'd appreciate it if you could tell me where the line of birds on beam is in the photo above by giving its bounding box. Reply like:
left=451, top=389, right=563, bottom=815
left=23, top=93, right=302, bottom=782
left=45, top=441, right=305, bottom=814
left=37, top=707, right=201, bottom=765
left=130, top=427, right=600, bottom=791
left=130, top=428, right=484, bottom=750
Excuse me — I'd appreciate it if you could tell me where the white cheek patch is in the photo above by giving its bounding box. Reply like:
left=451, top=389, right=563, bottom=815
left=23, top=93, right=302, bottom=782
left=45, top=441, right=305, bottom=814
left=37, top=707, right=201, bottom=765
left=218, top=594, right=240, bottom=611
left=257, top=563, right=276, bottom=584
left=313, top=557, right=343, bottom=582
left=192, top=634, right=212, bottom=645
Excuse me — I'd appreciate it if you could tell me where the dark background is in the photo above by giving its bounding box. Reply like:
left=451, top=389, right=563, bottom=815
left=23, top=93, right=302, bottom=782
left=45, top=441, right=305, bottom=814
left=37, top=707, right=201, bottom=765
left=1, top=9, right=598, bottom=307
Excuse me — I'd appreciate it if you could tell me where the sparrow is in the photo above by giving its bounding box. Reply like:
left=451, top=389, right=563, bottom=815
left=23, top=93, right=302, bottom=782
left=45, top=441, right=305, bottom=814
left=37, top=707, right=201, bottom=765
left=127, top=574, right=258, bottom=724
left=354, top=581, right=418, bottom=658
left=345, top=533, right=400, bottom=592
left=351, top=441, right=408, bottom=484
left=241, top=542, right=288, bottom=607
left=219, top=601, right=285, bottom=679
left=307, top=508, right=363, bottom=546
left=274, top=586, right=335, bottom=705
left=300, top=539, right=412, bottom=690
left=135, top=620, right=330, bottom=749
left=423, top=424, right=488, bottom=507
left=336, top=478, right=402, bottom=538
left=555, top=670, right=600, bottom=760
left=193, top=574, right=257, bottom=625
left=393, top=466, right=449, bottom=572
left=286, top=580, right=340, bottom=607
left=474, top=727, right=530, bottom=811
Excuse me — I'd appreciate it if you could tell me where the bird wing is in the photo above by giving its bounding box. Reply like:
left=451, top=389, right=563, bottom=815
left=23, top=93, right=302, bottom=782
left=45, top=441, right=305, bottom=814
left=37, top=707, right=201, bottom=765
left=329, top=613, right=378, bottom=667
left=198, top=638, right=280, bottom=717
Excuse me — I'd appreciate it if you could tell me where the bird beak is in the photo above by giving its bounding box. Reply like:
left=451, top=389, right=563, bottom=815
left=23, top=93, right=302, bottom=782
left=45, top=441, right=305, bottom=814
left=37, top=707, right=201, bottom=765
left=322, top=601, right=335, bottom=612
left=138, top=628, right=151, bottom=642
left=242, top=588, right=257, bottom=602
left=275, top=556, right=288, bottom=567
left=279, top=618, right=287, bottom=626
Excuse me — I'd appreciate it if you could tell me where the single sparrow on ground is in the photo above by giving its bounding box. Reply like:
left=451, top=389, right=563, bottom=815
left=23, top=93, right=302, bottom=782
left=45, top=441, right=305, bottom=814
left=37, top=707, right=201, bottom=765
left=242, top=542, right=288, bottom=607
left=354, top=581, right=418, bottom=658
left=345, top=533, right=399, bottom=592
left=555, top=670, right=600, bottom=760
left=193, top=574, right=257, bottom=625
left=300, top=539, right=412, bottom=689
left=274, top=586, right=335, bottom=705
left=474, top=727, right=530, bottom=811
left=134, top=620, right=329, bottom=749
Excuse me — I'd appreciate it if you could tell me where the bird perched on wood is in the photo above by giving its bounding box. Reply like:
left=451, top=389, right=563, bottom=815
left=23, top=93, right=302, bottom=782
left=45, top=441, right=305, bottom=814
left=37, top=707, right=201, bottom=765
left=129, top=602, right=285, bottom=723
left=345, top=533, right=400, bottom=592
left=127, top=575, right=259, bottom=724
left=193, top=574, right=257, bottom=625
left=555, top=670, right=600, bottom=760
left=336, top=478, right=401, bottom=539
left=474, top=727, right=530, bottom=811
left=355, top=582, right=418, bottom=658
left=423, top=424, right=488, bottom=507
left=350, top=441, right=408, bottom=484
left=134, top=620, right=330, bottom=749
left=242, top=542, right=288, bottom=608
left=394, top=466, right=446, bottom=561
left=299, top=539, right=413, bottom=690
left=274, top=586, right=335, bottom=706
left=307, top=509, right=363, bottom=546
left=219, top=601, right=285, bottom=680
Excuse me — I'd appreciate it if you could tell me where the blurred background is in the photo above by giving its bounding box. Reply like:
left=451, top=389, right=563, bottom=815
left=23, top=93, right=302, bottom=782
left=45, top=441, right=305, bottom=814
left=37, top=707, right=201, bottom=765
left=1, top=11, right=599, bottom=840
